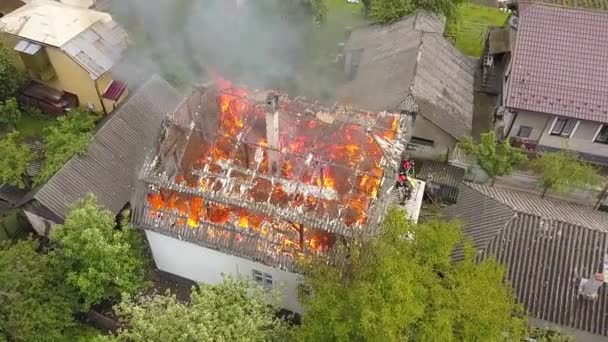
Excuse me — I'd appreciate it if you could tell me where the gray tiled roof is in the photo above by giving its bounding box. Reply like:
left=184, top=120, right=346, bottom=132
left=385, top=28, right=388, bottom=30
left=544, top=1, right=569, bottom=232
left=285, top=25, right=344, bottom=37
left=445, top=183, right=608, bottom=337
left=339, top=11, right=475, bottom=140
left=505, top=4, right=608, bottom=123
left=31, top=76, right=181, bottom=219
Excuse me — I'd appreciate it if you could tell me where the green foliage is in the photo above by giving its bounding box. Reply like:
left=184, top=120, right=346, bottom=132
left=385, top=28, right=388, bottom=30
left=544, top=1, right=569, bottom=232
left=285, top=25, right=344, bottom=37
left=445, top=3, right=509, bottom=57
left=532, top=150, right=602, bottom=197
left=0, top=98, right=21, bottom=127
left=35, top=108, right=99, bottom=185
left=52, top=195, right=148, bottom=310
left=295, top=207, right=527, bottom=341
left=528, top=326, right=574, bottom=342
left=0, top=132, right=32, bottom=189
left=104, top=277, right=289, bottom=342
left=0, top=240, right=78, bottom=342
left=309, top=0, right=328, bottom=23
left=369, top=0, right=467, bottom=24
left=459, top=131, right=526, bottom=185
left=0, top=45, right=22, bottom=102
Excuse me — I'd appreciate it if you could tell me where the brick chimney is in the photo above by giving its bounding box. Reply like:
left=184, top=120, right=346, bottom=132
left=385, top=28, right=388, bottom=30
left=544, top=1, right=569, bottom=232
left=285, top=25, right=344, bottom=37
left=266, top=93, right=280, bottom=175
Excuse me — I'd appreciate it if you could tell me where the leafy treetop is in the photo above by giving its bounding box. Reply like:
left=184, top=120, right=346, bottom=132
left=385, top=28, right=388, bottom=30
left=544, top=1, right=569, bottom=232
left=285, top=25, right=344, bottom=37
left=0, top=98, right=22, bottom=128
left=52, top=194, right=148, bottom=310
left=459, top=131, right=526, bottom=186
left=531, top=150, right=602, bottom=198
left=368, top=0, right=467, bottom=24
left=295, top=207, right=527, bottom=341
left=0, top=240, right=78, bottom=342
left=0, top=45, right=22, bottom=102
left=0, top=132, right=32, bottom=189
left=35, top=108, right=99, bottom=185
left=99, top=277, right=289, bottom=342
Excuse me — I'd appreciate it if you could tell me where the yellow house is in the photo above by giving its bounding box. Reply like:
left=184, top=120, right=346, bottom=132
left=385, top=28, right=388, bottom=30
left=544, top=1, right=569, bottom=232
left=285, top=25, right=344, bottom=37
left=0, top=0, right=129, bottom=115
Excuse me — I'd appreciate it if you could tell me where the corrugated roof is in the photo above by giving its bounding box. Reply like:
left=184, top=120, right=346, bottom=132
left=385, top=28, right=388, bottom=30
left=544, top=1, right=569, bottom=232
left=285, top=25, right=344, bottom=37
left=31, top=76, right=181, bottom=219
left=0, top=0, right=127, bottom=80
left=339, top=11, right=475, bottom=140
left=505, top=4, right=608, bottom=123
left=445, top=183, right=608, bottom=337
left=0, top=0, right=110, bottom=47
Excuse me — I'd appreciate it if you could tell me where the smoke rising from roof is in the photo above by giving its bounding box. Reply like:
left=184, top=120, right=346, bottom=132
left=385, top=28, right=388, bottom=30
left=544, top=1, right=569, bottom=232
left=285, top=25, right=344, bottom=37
left=109, top=0, right=324, bottom=94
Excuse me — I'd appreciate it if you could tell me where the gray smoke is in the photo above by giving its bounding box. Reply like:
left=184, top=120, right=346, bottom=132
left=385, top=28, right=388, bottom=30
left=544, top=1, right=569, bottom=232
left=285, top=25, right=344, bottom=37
left=109, top=0, right=330, bottom=96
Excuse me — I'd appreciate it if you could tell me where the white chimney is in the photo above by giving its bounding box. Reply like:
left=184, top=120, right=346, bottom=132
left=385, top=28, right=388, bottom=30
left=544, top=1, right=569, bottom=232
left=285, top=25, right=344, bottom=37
left=266, top=93, right=280, bottom=174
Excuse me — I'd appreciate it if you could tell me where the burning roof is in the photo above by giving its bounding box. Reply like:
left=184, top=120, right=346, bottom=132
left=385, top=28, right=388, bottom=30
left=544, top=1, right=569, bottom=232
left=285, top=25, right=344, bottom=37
left=133, top=77, right=407, bottom=270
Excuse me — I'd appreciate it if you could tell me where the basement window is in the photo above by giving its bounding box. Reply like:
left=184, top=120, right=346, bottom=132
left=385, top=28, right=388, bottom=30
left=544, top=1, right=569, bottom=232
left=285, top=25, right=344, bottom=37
left=410, top=136, right=435, bottom=147
left=14, top=40, right=56, bottom=82
left=252, top=269, right=273, bottom=290
left=516, top=126, right=532, bottom=138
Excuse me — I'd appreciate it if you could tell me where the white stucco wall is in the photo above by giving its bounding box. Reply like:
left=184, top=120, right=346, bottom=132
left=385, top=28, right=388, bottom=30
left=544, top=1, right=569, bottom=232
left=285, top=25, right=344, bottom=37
left=145, top=230, right=303, bottom=313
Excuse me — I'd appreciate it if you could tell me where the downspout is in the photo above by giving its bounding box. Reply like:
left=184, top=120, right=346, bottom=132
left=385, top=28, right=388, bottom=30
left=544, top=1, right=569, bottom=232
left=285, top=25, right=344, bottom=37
left=506, top=110, right=517, bottom=137
left=94, top=78, right=108, bottom=116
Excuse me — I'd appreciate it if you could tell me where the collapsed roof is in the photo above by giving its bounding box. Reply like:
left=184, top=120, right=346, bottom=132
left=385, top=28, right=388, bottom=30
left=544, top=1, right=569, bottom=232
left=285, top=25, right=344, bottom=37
left=133, top=79, right=409, bottom=270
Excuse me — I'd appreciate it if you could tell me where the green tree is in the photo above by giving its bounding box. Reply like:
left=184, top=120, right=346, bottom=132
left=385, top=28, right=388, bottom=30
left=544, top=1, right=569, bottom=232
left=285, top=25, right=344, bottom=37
left=52, top=195, right=148, bottom=310
left=0, top=240, right=78, bottom=342
left=35, top=108, right=99, bottom=185
left=295, top=207, right=527, bottom=341
left=0, top=132, right=32, bottom=189
left=101, top=277, right=289, bottom=342
left=369, top=0, right=467, bottom=24
left=0, top=45, right=22, bottom=102
left=0, top=98, right=21, bottom=128
left=459, top=131, right=526, bottom=186
left=532, top=150, right=602, bottom=198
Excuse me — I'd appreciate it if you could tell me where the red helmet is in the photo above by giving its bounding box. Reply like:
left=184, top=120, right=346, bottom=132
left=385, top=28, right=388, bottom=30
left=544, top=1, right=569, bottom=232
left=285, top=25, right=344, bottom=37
left=398, top=174, right=406, bottom=182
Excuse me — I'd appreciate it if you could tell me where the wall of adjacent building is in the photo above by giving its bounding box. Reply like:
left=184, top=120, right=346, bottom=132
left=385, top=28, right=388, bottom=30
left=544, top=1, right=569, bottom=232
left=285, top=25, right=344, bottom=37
left=23, top=210, right=57, bottom=236
left=409, top=116, right=458, bottom=160
left=145, top=230, right=303, bottom=314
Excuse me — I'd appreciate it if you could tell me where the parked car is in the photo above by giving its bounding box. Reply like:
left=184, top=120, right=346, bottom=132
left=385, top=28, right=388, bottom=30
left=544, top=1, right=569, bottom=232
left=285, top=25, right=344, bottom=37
left=17, top=80, right=79, bottom=116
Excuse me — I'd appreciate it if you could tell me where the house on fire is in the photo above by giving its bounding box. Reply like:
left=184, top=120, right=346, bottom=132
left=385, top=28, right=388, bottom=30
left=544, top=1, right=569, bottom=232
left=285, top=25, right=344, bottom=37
left=19, top=76, right=181, bottom=235
left=339, top=11, right=475, bottom=159
left=131, top=80, right=423, bottom=313
left=487, top=4, right=608, bottom=165
left=446, top=183, right=608, bottom=341
left=0, top=0, right=129, bottom=116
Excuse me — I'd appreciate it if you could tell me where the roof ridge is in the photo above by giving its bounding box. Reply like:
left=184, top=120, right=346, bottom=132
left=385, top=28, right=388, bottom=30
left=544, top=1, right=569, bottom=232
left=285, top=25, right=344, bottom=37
left=524, top=2, right=608, bottom=14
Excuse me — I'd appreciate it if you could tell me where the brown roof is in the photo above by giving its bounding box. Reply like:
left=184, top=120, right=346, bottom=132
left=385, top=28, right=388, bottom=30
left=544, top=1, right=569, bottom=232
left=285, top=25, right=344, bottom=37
left=505, top=5, right=608, bottom=123
left=518, top=0, right=608, bottom=12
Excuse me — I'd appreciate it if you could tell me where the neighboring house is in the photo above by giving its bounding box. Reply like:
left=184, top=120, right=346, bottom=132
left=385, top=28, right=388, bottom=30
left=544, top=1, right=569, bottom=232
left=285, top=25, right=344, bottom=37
left=0, top=184, right=26, bottom=217
left=0, top=0, right=129, bottom=115
left=339, top=11, right=475, bottom=159
left=514, top=0, right=608, bottom=12
left=497, top=4, right=608, bottom=165
left=413, top=159, right=466, bottom=204
left=445, top=183, right=608, bottom=341
left=19, top=76, right=181, bottom=235
left=131, top=83, right=423, bottom=313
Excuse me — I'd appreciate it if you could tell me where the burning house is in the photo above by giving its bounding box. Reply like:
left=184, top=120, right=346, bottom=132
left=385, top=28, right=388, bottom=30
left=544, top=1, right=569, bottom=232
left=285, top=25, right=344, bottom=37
left=132, top=78, right=420, bottom=312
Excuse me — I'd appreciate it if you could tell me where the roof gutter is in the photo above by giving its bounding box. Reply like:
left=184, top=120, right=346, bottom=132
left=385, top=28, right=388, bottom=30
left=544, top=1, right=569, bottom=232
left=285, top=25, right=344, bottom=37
left=94, top=78, right=108, bottom=116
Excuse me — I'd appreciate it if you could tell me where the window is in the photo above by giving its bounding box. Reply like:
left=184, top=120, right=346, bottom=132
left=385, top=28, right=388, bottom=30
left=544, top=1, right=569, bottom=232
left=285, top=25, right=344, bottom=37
left=594, top=125, right=608, bottom=144
left=252, top=269, right=273, bottom=290
left=410, top=136, right=434, bottom=147
left=516, top=126, right=532, bottom=138
left=550, top=118, right=577, bottom=137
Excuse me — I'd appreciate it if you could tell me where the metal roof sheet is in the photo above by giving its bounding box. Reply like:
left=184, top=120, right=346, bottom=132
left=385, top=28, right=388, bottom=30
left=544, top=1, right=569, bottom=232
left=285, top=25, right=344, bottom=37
left=0, top=0, right=110, bottom=47
left=31, top=76, right=181, bottom=219
left=13, top=39, right=41, bottom=55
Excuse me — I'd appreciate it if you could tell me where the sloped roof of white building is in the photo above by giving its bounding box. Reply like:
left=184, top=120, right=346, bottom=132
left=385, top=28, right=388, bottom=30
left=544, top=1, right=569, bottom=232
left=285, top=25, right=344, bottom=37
left=0, top=0, right=128, bottom=79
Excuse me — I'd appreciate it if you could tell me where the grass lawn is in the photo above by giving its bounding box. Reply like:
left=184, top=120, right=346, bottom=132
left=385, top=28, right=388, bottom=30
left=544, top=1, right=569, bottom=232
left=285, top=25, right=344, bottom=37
left=299, top=0, right=368, bottom=99
left=446, top=3, right=509, bottom=57
left=14, top=113, right=53, bottom=138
